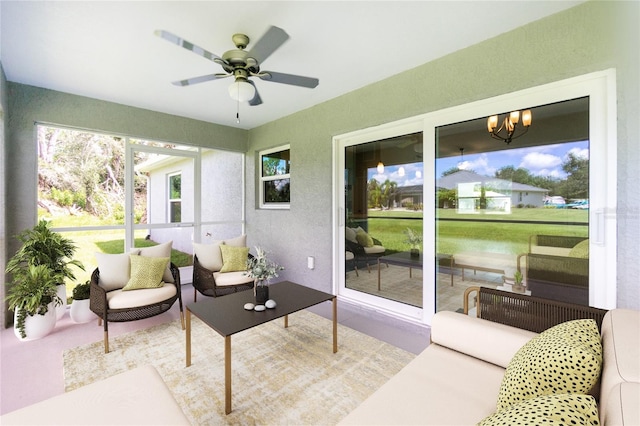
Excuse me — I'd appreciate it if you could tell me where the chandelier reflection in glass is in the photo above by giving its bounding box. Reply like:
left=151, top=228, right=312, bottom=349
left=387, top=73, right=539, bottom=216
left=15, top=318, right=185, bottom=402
left=487, top=110, right=532, bottom=144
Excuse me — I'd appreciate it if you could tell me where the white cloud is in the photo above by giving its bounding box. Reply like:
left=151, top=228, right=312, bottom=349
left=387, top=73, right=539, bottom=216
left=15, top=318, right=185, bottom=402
left=567, top=147, right=589, bottom=160
left=459, top=154, right=496, bottom=176
left=519, top=152, right=562, bottom=171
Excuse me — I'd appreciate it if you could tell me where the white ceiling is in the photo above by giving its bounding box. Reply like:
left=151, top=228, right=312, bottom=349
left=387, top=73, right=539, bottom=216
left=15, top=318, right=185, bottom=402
left=1, top=1, right=584, bottom=130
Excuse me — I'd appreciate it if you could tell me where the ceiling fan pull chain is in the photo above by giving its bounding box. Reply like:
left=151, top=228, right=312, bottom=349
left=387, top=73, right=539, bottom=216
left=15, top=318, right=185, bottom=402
left=236, top=99, right=240, bottom=124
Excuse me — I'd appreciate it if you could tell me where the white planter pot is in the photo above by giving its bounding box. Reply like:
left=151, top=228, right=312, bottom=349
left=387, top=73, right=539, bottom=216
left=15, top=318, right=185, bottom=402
left=56, top=285, right=67, bottom=320
left=70, top=299, right=95, bottom=323
left=14, top=303, right=57, bottom=341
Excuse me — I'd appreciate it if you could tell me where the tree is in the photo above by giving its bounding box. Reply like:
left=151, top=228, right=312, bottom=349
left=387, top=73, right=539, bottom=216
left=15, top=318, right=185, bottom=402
left=380, top=179, right=398, bottom=209
left=367, top=179, right=382, bottom=209
left=557, top=152, right=589, bottom=200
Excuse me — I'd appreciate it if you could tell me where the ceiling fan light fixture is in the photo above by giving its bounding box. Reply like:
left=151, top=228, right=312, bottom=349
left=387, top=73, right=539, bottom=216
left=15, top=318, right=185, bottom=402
left=228, top=80, right=255, bottom=102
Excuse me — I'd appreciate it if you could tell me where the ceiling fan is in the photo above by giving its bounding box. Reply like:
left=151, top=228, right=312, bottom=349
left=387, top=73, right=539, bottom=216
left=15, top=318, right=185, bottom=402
left=155, top=26, right=319, bottom=107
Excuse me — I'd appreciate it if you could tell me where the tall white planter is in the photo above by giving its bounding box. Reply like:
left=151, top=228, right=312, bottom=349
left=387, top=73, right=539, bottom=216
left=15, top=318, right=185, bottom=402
left=70, top=299, right=95, bottom=323
left=56, top=285, right=67, bottom=320
left=14, top=303, right=57, bottom=341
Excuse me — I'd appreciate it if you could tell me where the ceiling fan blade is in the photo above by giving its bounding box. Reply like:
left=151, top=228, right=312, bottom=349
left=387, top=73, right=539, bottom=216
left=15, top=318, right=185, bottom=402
left=258, top=71, right=319, bottom=88
left=155, top=30, right=223, bottom=64
left=171, top=73, right=229, bottom=87
left=247, top=26, right=289, bottom=64
left=248, top=81, right=263, bottom=106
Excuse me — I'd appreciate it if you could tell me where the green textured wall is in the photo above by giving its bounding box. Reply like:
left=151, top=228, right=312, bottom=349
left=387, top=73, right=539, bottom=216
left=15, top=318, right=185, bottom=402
left=246, top=1, right=639, bottom=309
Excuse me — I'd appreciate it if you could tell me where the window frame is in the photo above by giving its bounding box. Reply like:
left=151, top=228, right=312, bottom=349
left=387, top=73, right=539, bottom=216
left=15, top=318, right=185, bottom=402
left=167, top=171, right=182, bottom=223
left=259, top=144, right=291, bottom=210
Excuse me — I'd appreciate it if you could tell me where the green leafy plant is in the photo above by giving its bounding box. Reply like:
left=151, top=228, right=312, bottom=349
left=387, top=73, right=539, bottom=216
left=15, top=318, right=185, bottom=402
left=5, top=264, right=62, bottom=338
left=405, top=228, right=422, bottom=250
left=5, top=219, right=84, bottom=284
left=245, top=247, right=284, bottom=285
left=514, top=270, right=524, bottom=286
left=72, top=281, right=91, bottom=301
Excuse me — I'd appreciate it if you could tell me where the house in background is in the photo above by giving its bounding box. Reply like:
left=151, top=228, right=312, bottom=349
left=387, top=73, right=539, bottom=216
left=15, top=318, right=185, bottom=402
left=437, top=170, right=548, bottom=213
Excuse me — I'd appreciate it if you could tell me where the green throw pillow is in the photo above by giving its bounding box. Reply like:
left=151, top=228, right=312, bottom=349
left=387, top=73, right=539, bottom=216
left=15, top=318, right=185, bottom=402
left=219, top=245, right=249, bottom=273
left=496, top=319, right=602, bottom=411
left=356, top=229, right=374, bottom=247
left=569, top=239, right=589, bottom=258
left=123, top=255, right=169, bottom=291
left=479, top=394, right=599, bottom=426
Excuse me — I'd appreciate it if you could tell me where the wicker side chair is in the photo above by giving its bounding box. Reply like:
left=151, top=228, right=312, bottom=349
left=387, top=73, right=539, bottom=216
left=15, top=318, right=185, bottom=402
left=192, top=254, right=255, bottom=301
left=90, top=263, right=184, bottom=353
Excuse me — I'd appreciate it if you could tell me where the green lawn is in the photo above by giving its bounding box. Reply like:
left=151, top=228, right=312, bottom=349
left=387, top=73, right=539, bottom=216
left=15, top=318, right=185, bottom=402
left=365, top=208, right=588, bottom=256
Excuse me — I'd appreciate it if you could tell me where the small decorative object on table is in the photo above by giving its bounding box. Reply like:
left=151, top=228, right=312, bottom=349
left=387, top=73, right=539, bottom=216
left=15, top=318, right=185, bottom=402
left=512, top=270, right=525, bottom=293
left=405, top=228, right=422, bottom=258
left=245, top=246, right=284, bottom=306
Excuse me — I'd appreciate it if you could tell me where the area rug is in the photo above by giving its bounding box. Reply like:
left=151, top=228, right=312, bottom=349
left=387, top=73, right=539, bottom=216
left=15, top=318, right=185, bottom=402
left=63, top=310, right=415, bottom=425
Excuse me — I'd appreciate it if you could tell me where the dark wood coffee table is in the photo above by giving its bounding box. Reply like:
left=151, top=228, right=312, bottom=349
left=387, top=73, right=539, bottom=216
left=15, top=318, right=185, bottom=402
left=185, top=280, right=337, bottom=414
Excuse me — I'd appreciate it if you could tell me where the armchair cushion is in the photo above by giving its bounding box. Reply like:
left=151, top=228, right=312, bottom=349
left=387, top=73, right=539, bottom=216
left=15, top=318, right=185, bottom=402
left=106, top=284, right=178, bottom=309
left=220, top=245, right=250, bottom=272
left=95, top=251, right=139, bottom=291
left=137, top=241, right=174, bottom=283
left=213, top=271, right=254, bottom=287
left=346, top=227, right=358, bottom=243
left=193, top=241, right=224, bottom=272
left=192, top=235, right=247, bottom=272
left=123, top=255, right=169, bottom=291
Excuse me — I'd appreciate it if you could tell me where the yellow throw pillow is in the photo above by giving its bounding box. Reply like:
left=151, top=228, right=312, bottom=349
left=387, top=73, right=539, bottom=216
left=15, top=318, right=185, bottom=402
left=219, top=245, right=249, bottom=273
left=122, top=255, right=169, bottom=291
left=496, top=319, right=602, bottom=411
left=569, top=239, right=589, bottom=258
left=479, top=394, right=599, bottom=426
left=356, top=229, right=374, bottom=247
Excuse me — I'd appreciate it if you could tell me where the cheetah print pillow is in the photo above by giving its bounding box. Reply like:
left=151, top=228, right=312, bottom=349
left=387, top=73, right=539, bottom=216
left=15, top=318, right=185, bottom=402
left=479, top=394, right=600, bottom=426
left=496, top=319, right=602, bottom=411
left=122, top=255, right=169, bottom=291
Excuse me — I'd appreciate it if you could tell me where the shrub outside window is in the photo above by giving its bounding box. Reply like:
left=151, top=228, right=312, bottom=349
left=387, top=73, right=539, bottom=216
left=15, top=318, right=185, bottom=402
left=260, top=145, right=290, bottom=209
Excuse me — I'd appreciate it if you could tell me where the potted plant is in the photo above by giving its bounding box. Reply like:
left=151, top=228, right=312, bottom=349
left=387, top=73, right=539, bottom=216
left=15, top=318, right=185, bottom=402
left=405, top=228, right=422, bottom=258
left=5, top=219, right=84, bottom=320
left=5, top=264, right=62, bottom=340
left=513, top=270, right=525, bottom=293
left=70, top=281, right=94, bottom=323
left=245, top=246, right=284, bottom=305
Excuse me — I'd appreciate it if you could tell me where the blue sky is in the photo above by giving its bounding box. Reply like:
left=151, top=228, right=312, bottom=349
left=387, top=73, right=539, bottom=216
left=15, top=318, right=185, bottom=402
left=368, top=141, right=589, bottom=187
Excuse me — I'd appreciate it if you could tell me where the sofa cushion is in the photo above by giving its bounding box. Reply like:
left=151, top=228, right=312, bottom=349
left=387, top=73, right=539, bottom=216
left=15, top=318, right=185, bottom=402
left=339, top=344, right=505, bottom=425
left=600, top=309, right=640, bottom=423
left=345, top=227, right=357, bottom=243
left=106, top=284, right=177, bottom=309
left=603, top=382, right=640, bottom=426
left=95, top=250, right=139, bottom=291
left=122, top=255, right=168, bottom=291
left=431, top=311, right=537, bottom=369
left=219, top=245, right=249, bottom=273
left=497, top=319, right=602, bottom=411
left=137, top=241, right=174, bottom=283
left=479, top=394, right=599, bottom=426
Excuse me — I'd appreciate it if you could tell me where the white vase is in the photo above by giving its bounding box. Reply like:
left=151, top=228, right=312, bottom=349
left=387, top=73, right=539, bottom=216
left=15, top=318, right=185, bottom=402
left=55, top=284, right=67, bottom=320
left=14, top=303, right=57, bottom=341
left=70, top=299, right=95, bottom=323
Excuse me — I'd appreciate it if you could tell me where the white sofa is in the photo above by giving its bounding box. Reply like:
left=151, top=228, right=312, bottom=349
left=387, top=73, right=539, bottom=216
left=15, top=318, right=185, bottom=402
left=0, top=365, right=190, bottom=425
left=340, top=309, right=639, bottom=425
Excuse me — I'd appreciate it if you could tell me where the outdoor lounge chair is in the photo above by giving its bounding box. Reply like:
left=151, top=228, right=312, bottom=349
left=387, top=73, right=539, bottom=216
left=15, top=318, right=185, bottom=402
left=192, top=253, right=255, bottom=300
left=90, top=260, right=184, bottom=353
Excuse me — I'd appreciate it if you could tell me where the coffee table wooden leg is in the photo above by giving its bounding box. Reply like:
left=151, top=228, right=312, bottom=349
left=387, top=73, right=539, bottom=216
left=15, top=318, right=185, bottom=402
left=186, top=309, right=191, bottom=367
left=225, top=336, right=231, bottom=415
left=332, top=297, right=338, bottom=353
left=284, top=314, right=288, bottom=328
